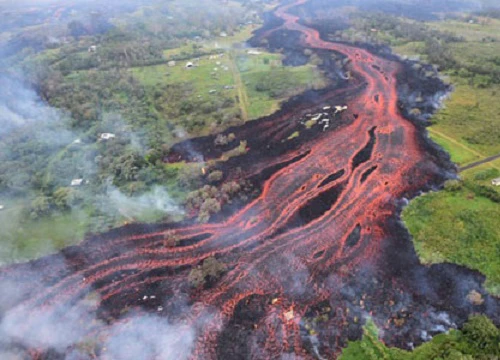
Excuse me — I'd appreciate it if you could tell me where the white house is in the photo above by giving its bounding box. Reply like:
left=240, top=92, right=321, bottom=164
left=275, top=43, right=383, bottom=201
left=247, top=49, right=262, bottom=55
left=0, top=205, right=4, bottom=211
left=71, top=179, right=84, bottom=187
left=492, top=178, right=500, bottom=186
left=100, top=133, right=116, bottom=140
left=185, top=61, right=194, bottom=68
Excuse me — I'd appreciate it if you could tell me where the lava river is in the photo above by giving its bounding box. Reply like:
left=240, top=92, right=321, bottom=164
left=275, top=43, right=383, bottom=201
left=0, top=1, right=498, bottom=359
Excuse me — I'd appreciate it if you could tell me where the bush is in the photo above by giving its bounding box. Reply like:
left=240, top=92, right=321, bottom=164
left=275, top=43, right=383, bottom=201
left=208, top=170, right=223, bottom=183
left=473, top=168, right=500, bottom=181
left=188, top=256, right=226, bottom=288
left=462, top=315, right=500, bottom=353
left=444, top=179, right=462, bottom=192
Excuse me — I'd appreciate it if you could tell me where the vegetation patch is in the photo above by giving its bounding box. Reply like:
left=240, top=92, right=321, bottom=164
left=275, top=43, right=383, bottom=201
left=402, top=181, right=500, bottom=295
left=340, top=315, right=500, bottom=359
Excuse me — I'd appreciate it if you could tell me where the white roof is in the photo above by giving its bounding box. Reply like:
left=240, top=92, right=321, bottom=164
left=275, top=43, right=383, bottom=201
left=71, top=179, right=84, bottom=186
left=100, top=133, right=116, bottom=140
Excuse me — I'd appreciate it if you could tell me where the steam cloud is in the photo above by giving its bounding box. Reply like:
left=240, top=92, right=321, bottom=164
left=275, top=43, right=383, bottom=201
left=0, top=262, right=202, bottom=358
left=108, top=185, right=185, bottom=220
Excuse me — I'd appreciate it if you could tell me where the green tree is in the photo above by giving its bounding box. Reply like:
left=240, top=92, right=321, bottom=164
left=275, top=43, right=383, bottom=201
left=29, top=196, right=52, bottom=219
left=53, top=187, right=80, bottom=210
left=462, top=315, right=500, bottom=354
left=207, top=170, right=223, bottom=183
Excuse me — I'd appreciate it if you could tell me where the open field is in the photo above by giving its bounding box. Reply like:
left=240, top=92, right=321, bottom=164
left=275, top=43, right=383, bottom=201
left=133, top=46, right=325, bottom=123
left=394, top=16, right=500, bottom=296
left=430, top=81, right=500, bottom=161
left=428, top=128, right=482, bottom=166
left=428, top=18, right=500, bottom=42
left=0, top=198, right=88, bottom=264
left=403, top=186, right=500, bottom=295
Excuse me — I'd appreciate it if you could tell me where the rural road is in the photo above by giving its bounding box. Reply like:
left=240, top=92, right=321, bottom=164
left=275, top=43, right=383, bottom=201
left=459, top=153, right=500, bottom=172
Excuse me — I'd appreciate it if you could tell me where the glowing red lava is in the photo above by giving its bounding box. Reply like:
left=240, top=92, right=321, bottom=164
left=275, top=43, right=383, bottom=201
left=0, top=1, right=496, bottom=359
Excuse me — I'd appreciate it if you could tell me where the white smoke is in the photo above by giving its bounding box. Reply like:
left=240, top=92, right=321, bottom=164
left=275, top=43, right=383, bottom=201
left=0, top=263, right=202, bottom=359
left=107, top=185, right=184, bottom=220
left=102, top=314, right=195, bottom=360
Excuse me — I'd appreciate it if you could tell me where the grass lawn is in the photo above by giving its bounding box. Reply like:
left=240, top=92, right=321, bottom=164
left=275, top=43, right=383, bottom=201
left=396, top=16, right=500, bottom=297
left=392, top=41, right=427, bottom=59
left=241, top=64, right=326, bottom=119
left=402, top=188, right=500, bottom=295
left=133, top=49, right=326, bottom=122
left=429, top=80, right=500, bottom=162
left=428, top=18, right=500, bottom=42
left=428, top=128, right=482, bottom=166
left=0, top=199, right=89, bottom=264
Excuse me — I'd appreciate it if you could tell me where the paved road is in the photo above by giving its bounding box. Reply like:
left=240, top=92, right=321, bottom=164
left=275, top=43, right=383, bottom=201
left=459, top=153, right=500, bottom=172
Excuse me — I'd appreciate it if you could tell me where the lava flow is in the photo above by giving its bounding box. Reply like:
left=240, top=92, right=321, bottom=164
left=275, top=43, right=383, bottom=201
left=0, top=1, right=498, bottom=359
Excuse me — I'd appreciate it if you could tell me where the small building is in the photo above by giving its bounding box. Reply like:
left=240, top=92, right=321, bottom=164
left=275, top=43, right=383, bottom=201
left=247, top=49, right=262, bottom=55
left=0, top=205, right=4, bottom=211
left=88, top=45, right=97, bottom=53
left=167, top=60, right=176, bottom=67
left=100, top=133, right=116, bottom=140
left=492, top=178, right=500, bottom=186
left=185, top=61, right=194, bottom=68
left=219, top=31, right=228, bottom=37
left=71, top=179, right=84, bottom=187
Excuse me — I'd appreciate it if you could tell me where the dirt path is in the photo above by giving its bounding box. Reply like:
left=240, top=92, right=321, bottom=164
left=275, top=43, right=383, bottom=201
left=426, top=128, right=500, bottom=172
left=228, top=50, right=250, bottom=121
left=428, top=127, right=484, bottom=158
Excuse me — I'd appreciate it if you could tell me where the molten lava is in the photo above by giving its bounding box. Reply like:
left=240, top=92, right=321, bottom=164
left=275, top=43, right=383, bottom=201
left=0, top=1, right=498, bottom=359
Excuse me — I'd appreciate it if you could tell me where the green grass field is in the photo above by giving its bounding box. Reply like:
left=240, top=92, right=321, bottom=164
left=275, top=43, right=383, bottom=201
left=428, top=129, right=481, bottom=166
left=403, top=187, right=500, bottom=295
left=133, top=48, right=325, bottom=121
left=340, top=316, right=500, bottom=360
left=0, top=199, right=89, bottom=264
left=430, top=81, right=500, bottom=160
left=396, top=16, right=500, bottom=296
left=428, top=18, right=500, bottom=42
left=132, top=57, right=237, bottom=98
